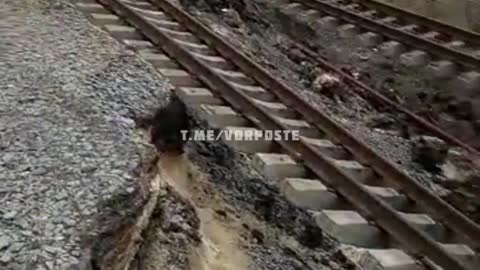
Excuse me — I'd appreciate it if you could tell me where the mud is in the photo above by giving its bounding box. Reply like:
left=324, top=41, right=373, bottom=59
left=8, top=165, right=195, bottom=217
left=157, top=154, right=250, bottom=270
left=125, top=141, right=351, bottom=270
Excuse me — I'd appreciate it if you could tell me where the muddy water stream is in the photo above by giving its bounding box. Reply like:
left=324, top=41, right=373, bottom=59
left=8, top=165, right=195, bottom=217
left=374, top=0, right=480, bottom=32
left=159, top=154, right=251, bottom=270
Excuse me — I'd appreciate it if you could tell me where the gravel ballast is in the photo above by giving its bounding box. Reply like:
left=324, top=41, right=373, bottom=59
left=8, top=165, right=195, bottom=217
left=0, top=1, right=170, bottom=269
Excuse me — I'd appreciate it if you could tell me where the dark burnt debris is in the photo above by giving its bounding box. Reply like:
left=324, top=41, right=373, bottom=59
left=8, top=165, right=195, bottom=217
left=136, top=92, right=191, bottom=154
left=187, top=124, right=335, bottom=249
left=412, top=136, right=449, bottom=174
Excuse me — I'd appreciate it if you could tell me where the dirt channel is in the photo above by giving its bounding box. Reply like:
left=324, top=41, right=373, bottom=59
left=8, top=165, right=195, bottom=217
left=130, top=153, right=251, bottom=270
left=125, top=136, right=354, bottom=269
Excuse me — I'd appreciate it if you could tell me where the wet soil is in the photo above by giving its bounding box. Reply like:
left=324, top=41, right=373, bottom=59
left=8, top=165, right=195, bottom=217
left=126, top=145, right=352, bottom=270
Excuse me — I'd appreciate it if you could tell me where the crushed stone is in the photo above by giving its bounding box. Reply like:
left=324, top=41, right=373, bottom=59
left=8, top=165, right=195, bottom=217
left=0, top=0, right=170, bottom=269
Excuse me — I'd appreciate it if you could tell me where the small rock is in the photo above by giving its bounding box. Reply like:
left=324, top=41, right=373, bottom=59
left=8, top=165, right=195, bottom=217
left=21, top=230, right=33, bottom=237
left=366, top=113, right=396, bottom=129
left=223, top=9, right=242, bottom=28
left=412, top=136, right=448, bottom=173
left=46, top=261, right=54, bottom=269
left=358, top=53, right=369, bottom=61
left=298, top=224, right=323, bottom=248
left=80, top=166, right=97, bottom=174
left=250, top=228, right=264, bottom=244
left=383, top=88, right=403, bottom=104
left=287, top=47, right=307, bottom=64
left=0, top=236, right=12, bottom=250
left=0, top=252, right=12, bottom=263
left=44, top=246, right=59, bottom=254
left=2, top=153, right=15, bottom=162
left=441, top=161, right=460, bottom=182
left=312, top=73, right=341, bottom=98
left=32, top=167, right=48, bottom=175
left=214, top=209, right=227, bottom=218
left=9, top=242, right=24, bottom=253
left=3, top=211, right=17, bottom=219
left=162, top=214, right=185, bottom=232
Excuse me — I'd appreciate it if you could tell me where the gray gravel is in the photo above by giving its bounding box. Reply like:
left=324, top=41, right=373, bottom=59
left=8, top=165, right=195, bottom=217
left=0, top=1, right=169, bottom=269
left=342, top=122, right=449, bottom=195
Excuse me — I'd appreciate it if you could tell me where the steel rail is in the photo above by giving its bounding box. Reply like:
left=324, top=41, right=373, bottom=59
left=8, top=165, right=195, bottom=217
left=99, top=1, right=473, bottom=268
left=148, top=0, right=480, bottom=249
left=293, top=42, right=480, bottom=156
left=354, top=0, right=480, bottom=46
left=297, top=0, right=480, bottom=70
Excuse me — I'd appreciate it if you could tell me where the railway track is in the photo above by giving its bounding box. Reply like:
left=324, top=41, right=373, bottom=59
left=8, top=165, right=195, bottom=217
left=292, top=41, right=480, bottom=156
left=77, top=0, right=480, bottom=269
left=272, top=0, right=480, bottom=154
left=273, top=0, right=480, bottom=124
left=280, top=0, right=480, bottom=71
left=349, top=0, right=480, bottom=46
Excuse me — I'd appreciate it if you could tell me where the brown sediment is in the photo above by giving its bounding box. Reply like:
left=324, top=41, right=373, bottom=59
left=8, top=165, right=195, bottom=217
left=128, top=152, right=251, bottom=270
